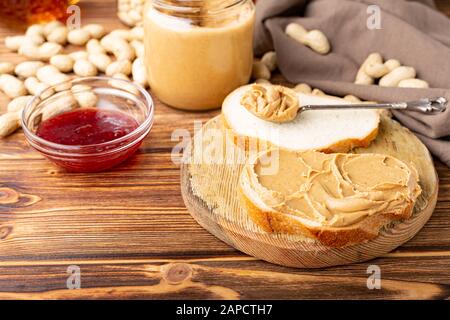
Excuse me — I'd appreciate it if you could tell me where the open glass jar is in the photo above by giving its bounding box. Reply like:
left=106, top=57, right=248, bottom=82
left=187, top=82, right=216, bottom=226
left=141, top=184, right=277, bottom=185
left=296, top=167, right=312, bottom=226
left=143, top=0, right=255, bottom=111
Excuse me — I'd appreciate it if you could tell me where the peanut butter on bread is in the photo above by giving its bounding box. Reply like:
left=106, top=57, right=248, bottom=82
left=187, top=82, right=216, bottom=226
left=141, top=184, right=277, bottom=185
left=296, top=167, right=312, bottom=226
left=240, top=149, right=422, bottom=247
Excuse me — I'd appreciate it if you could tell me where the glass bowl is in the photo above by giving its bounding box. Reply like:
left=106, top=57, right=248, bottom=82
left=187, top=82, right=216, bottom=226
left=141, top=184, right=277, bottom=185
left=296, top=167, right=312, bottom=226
left=22, top=76, right=154, bottom=172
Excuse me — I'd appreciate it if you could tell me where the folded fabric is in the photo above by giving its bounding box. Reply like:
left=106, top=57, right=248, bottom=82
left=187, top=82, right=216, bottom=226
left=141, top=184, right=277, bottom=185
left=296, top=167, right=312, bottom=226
left=254, top=0, right=450, bottom=166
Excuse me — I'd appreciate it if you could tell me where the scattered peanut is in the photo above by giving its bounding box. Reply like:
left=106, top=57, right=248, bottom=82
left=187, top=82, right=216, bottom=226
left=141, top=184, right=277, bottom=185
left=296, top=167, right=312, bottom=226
left=261, top=51, right=277, bottom=72
left=384, top=59, right=401, bottom=72
left=106, top=59, right=132, bottom=76
left=365, top=63, right=389, bottom=78
left=132, top=58, right=148, bottom=87
left=303, top=30, right=330, bottom=55
left=364, top=53, right=389, bottom=78
left=24, top=77, right=52, bottom=98
left=101, top=35, right=135, bottom=61
left=17, top=41, right=39, bottom=58
left=25, top=24, right=46, bottom=45
left=36, top=65, right=61, bottom=79
left=48, top=73, right=72, bottom=91
left=69, top=50, right=89, bottom=61
left=398, top=78, right=429, bottom=89
left=88, top=53, right=112, bottom=73
left=86, top=39, right=106, bottom=54
left=5, top=36, right=26, bottom=51
left=14, top=61, right=44, bottom=79
left=355, top=54, right=427, bottom=89
left=71, top=85, right=98, bottom=108
left=293, top=83, right=312, bottom=94
left=47, top=26, right=68, bottom=45
left=0, top=112, right=21, bottom=138
left=355, top=53, right=380, bottom=85
left=36, top=65, right=70, bottom=90
left=285, top=23, right=330, bottom=55
left=0, top=62, right=15, bottom=75
left=252, top=61, right=271, bottom=80
left=285, top=23, right=307, bottom=41
left=43, top=21, right=65, bottom=37
left=7, top=95, right=33, bottom=113
left=128, top=9, right=142, bottom=25
left=109, top=29, right=134, bottom=41
left=50, top=54, right=75, bottom=73
left=130, top=40, right=144, bottom=58
left=19, top=41, right=63, bottom=61
left=117, top=0, right=144, bottom=27
left=67, top=28, right=91, bottom=46
left=379, top=66, right=416, bottom=87
left=118, top=12, right=137, bottom=27
left=73, top=59, right=98, bottom=77
left=130, top=26, right=144, bottom=41
left=0, top=74, right=27, bottom=98
left=82, top=24, right=106, bottom=39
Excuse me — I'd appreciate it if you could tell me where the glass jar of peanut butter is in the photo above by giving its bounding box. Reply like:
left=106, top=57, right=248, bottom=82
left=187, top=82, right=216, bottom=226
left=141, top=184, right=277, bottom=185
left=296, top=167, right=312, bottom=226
left=143, top=0, right=255, bottom=110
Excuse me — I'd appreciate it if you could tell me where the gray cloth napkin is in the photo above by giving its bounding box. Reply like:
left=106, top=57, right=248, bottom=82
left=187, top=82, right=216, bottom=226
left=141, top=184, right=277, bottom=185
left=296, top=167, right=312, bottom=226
left=254, top=0, right=450, bottom=166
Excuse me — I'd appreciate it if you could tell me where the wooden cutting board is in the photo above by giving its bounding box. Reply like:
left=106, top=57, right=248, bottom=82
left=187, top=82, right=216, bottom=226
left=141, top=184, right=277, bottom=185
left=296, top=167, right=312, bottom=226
left=181, top=113, right=438, bottom=268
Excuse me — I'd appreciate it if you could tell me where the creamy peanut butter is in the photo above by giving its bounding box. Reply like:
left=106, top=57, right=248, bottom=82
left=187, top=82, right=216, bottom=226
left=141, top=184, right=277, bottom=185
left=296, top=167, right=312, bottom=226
left=241, top=84, right=300, bottom=123
left=143, top=0, right=255, bottom=110
left=246, top=150, right=421, bottom=228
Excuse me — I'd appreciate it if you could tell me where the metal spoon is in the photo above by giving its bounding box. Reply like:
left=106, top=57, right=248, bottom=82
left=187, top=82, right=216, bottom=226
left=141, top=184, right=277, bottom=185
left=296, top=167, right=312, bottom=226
left=302, top=97, right=448, bottom=113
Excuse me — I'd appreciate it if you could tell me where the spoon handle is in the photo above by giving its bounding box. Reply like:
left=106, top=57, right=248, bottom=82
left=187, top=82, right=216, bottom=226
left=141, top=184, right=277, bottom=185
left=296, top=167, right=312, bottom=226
left=302, top=97, right=447, bottom=113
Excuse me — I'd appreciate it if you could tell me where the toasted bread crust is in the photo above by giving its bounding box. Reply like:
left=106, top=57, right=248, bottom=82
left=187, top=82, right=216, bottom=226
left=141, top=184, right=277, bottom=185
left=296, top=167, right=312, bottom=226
left=221, top=113, right=380, bottom=154
left=240, top=183, right=415, bottom=247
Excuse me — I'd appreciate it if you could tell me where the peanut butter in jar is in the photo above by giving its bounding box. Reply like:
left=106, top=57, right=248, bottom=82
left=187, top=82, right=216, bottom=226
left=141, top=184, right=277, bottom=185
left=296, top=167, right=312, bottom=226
left=143, top=0, right=255, bottom=110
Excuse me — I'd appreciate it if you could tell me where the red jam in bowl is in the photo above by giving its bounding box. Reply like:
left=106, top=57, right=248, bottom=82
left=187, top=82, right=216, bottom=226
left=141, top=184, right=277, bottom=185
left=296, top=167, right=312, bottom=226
left=35, top=108, right=142, bottom=172
left=37, top=108, right=139, bottom=145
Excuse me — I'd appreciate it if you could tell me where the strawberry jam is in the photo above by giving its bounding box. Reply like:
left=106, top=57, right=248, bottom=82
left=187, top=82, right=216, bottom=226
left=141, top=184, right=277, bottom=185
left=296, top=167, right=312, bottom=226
left=35, top=108, right=142, bottom=172
left=37, top=108, right=139, bottom=145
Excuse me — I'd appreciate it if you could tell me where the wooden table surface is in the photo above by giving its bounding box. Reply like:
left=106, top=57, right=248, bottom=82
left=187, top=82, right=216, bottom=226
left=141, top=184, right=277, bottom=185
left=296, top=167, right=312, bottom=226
left=0, top=0, right=449, bottom=300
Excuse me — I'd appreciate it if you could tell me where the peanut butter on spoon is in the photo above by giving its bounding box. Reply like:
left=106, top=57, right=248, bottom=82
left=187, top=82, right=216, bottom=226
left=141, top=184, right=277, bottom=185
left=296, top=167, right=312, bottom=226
left=240, top=84, right=300, bottom=123
left=240, top=84, right=447, bottom=123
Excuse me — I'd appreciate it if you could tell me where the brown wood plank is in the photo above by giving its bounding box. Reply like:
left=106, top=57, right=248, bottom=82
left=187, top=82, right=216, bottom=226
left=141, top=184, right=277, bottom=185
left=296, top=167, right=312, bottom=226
left=0, top=0, right=449, bottom=299
left=0, top=257, right=449, bottom=299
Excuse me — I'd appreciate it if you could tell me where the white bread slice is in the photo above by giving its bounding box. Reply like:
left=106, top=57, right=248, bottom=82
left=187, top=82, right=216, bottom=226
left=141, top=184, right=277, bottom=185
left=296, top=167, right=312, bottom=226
left=239, top=149, right=422, bottom=247
left=222, top=85, right=380, bottom=153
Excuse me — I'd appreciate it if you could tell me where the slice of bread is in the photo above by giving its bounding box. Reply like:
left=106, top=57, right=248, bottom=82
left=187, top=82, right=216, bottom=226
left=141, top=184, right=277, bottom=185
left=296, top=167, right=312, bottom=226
left=222, top=85, right=380, bottom=153
left=240, top=149, right=422, bottom=247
